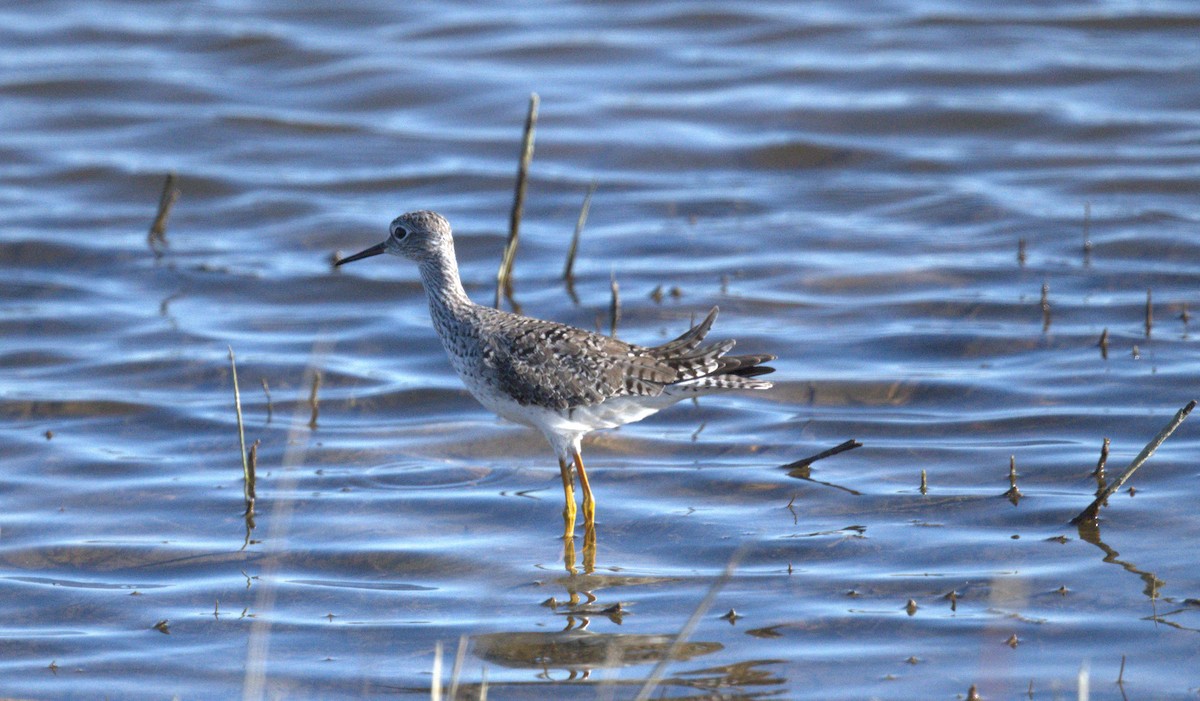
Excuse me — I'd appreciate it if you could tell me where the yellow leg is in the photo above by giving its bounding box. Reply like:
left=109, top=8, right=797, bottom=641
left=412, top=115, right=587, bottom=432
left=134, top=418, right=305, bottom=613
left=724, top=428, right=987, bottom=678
left=572, top=452, right=595, bottom=529
left=558, top=458, right=577, bottom=536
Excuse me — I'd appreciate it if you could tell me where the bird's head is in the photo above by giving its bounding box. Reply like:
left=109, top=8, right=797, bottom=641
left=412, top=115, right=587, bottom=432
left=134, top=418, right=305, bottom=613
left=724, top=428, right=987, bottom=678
left=336, top=210, right=453, bottom=268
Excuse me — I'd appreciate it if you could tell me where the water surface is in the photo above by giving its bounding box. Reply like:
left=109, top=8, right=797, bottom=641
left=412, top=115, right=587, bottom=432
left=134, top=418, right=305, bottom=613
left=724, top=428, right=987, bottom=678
left=3, top=1, right=1200, bottom=698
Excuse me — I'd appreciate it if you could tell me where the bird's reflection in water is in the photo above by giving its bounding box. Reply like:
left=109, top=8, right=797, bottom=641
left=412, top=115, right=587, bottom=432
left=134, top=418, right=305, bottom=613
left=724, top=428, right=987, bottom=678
left=462, top=532, right=791, bottom=697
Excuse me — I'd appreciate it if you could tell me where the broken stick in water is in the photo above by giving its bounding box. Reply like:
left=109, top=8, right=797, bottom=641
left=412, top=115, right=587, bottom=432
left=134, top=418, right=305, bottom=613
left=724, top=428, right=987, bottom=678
left=1070, top=400, right=1195, bottom=524
left=781, top=439, right=863, bottom=471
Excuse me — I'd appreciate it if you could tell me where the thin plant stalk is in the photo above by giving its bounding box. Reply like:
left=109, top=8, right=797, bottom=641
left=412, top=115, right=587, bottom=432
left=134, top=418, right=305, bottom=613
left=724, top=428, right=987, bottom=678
left=563, top=181, right=597, bottom=281
left=148, top=172, right=179, bottom=256
left=496, top=93, right=539, bottom=308
left=307, top=371, right=322, bottom=429
left=633, top=545, right=748, bottom=701
left=228, top=346, right=250, bottom=502
left=609, top=273, right=620, bottom=338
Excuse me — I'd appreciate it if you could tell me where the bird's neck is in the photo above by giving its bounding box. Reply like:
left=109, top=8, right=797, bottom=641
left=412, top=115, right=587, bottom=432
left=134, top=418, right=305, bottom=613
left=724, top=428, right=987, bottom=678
left=418, top=248, right=474, bottom=325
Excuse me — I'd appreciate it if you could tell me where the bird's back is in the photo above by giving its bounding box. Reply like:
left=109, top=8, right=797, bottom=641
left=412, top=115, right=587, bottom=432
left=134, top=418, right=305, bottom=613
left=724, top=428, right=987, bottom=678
left=434, top=304, right=773, bottom=425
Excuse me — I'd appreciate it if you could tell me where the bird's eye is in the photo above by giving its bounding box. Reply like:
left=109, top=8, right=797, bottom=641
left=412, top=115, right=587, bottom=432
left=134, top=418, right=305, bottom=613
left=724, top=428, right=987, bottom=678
left=393, top=226, right=408, bottom=239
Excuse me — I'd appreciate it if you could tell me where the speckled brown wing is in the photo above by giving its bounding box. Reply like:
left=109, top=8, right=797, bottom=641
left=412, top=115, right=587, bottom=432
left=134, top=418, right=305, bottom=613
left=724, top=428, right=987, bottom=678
left=481, top=314, right=678, bottom=411
left=479, top=307, right=774, bottom=411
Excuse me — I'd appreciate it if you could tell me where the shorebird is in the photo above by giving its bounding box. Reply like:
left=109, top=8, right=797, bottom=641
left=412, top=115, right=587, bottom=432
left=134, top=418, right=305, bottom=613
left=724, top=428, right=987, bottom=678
left=336, top=211, right=775, bottom=534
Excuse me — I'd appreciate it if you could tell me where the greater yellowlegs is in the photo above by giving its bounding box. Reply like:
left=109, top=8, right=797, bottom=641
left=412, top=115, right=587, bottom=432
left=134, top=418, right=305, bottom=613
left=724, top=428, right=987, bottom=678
left=337, top=211, right=775, bottom=534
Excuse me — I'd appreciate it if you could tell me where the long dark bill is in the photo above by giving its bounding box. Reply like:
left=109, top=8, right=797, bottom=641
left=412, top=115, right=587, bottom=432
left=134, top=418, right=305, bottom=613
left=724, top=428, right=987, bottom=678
left=336, top=241, right=387, bottom=266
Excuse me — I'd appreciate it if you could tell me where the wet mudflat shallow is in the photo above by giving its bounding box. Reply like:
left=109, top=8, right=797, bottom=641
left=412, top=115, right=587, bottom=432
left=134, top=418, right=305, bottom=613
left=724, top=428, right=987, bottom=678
left=2, top=1, right=1200, bottom=699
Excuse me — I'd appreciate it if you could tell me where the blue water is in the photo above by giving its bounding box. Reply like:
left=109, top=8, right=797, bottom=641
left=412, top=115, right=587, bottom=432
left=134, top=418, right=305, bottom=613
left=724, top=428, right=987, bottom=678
left=3, top=1, right=1200, bottom=698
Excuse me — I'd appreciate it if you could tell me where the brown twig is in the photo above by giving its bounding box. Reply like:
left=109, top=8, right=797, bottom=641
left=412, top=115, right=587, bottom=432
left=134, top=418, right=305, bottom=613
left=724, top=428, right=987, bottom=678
left=1004, top=455, right=1022, bottom=505
left=609, top=273, right=620, bottom=337
left=1017, top=238, right=1027, bottom=267
left=1041, top=281, right=1051, bottom=331
left=307, top=371, right=322, bottom=429
left=245, top=439, right=260, bottom=511
left=1092, top=437, right=1110, bottom=477
left=496, top=92, right=539, bottom=308
left=1098, top=328, right=1109, bottom=359
left=1071, top=400, right=1195, bottom=524
left=781, top=439, right=863, bottom=471
left=148, top=173, right=179, bottom=257
left=563, top=181, right=596, bottom=282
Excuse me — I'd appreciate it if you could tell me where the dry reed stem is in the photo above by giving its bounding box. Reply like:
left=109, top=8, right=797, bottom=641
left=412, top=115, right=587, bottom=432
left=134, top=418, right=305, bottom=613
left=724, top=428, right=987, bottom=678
left=633, top=545, right=748, bottom=701
left=1071, top=400, right=1195, bottom=524
left=246, top=439, right=259, bottom=505
left=1093, top=437, right=1110, bottom=477
left=447, top=635, right=467, bottom=701
left=563, top=181, right=597, bottom=281
left=148, top=172, right=179, bottom=256
left=495, top=92, right=539, bottom=308
left=1005, top=455, right=1022, bottom=504
left=1041, top=282, right=1051, bottom=331
left=431, top=640, right=443, bottom=701
left=307, top=371, right=322, bottom=429
left=609, top=273, right=620, bottom=337
left=242, top=342, right=331, bottom=699
left=228, top=346, right=250, bottom=498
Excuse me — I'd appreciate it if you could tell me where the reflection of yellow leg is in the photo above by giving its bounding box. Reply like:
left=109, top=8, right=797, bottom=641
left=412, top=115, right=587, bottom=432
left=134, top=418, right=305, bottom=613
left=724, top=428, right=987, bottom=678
left=582, top=521, right=596, bottom=574
left=558, top=458, right=577, bottom=536
left=573, top=452, right=595, bottom=529
left=563, top=530, right=578, bottom=575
